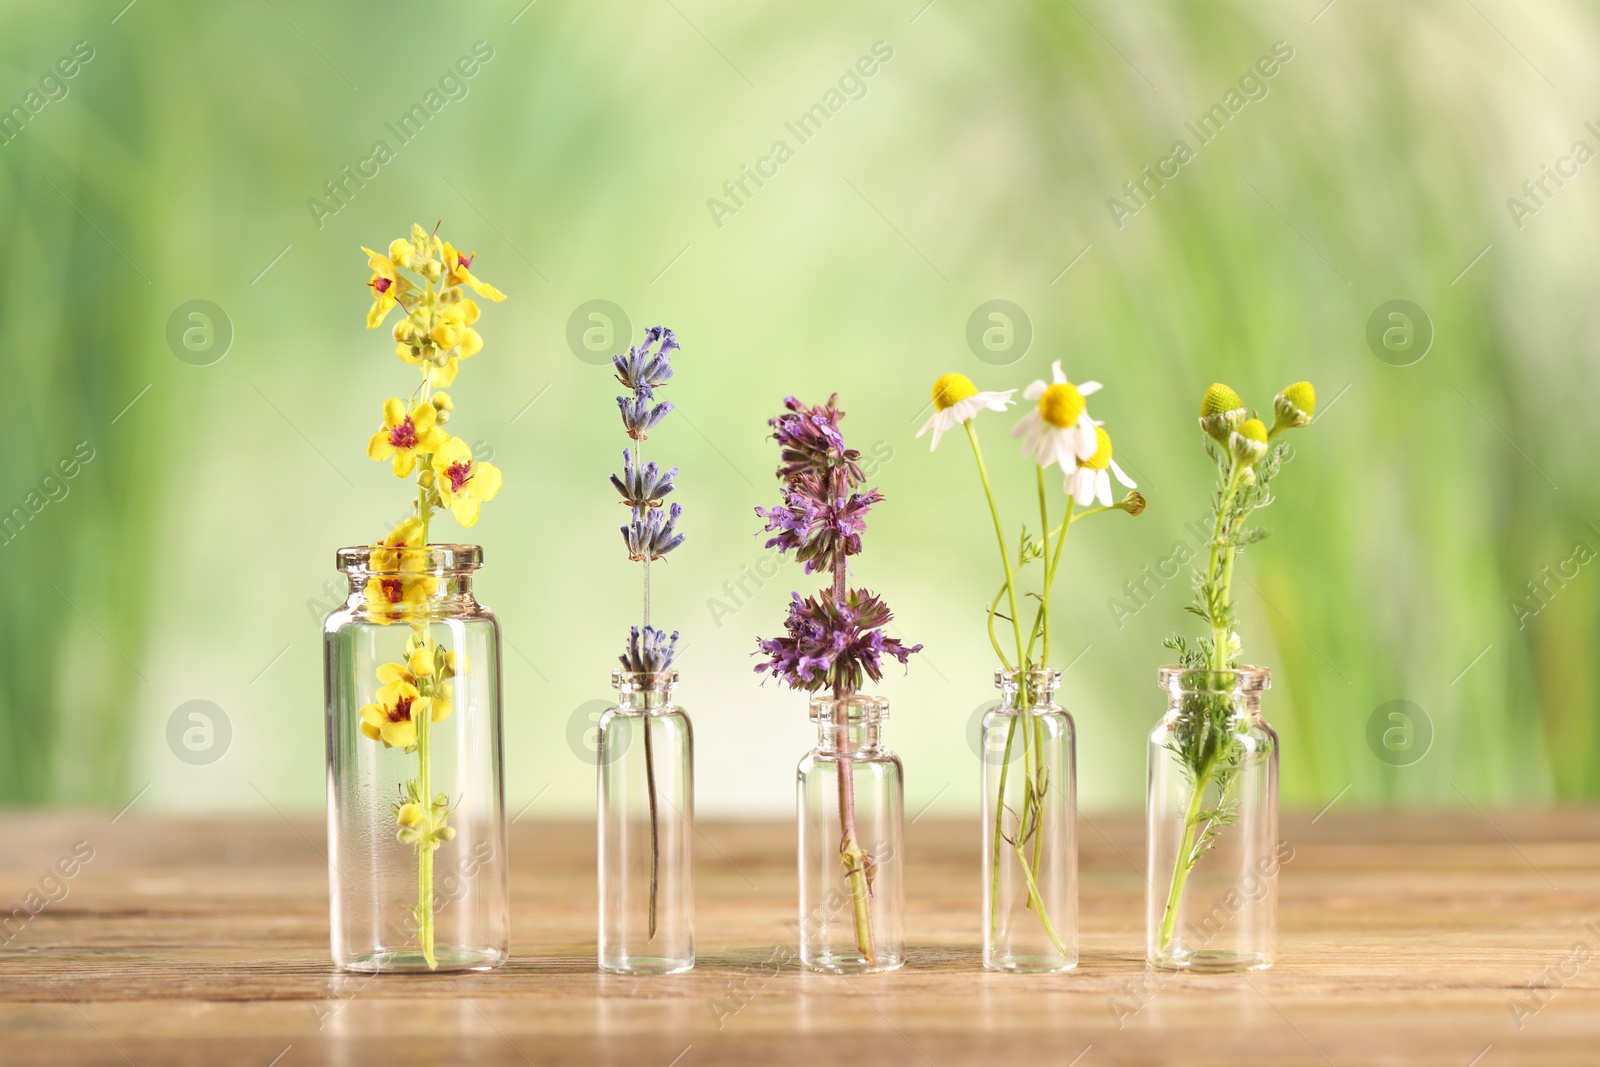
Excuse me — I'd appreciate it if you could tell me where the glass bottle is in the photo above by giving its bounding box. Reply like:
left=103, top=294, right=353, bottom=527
left=796, top=694, right=904, bottom=973
left=1147, top=665, right=1278, bottom=971
left=323, top=543, right=509, bottom=973
left=597, top=669, right=695, bottom=974
left=981, top=668, right=1077, bottom=973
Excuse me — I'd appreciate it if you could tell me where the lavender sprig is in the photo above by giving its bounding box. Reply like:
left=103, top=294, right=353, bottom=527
left=620, top=625, right=679, bottom=674
left=622, top=502, right=685, bottom=562
left=611, top=450, right=677, bottom=507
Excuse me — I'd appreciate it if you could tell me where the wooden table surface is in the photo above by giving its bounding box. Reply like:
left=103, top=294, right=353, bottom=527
left=1, top=809, right=1597, bottom=1066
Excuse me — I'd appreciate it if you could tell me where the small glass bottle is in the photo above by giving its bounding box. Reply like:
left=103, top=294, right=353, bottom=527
left=324, top=544, right=509, bottom=973
left=981, top=668, right=1077, bottom=973
left=597, top=669, right=694, bottom=974
left=796, top=694, right=904, bottom=973
left=1147, top=665, right=1279, bottom=972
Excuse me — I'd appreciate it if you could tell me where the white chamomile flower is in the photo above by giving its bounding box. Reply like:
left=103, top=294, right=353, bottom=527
left=1011, top=360, right=1102, bottom=470
left=916, top=372, right=1015, bottom=450
left=1063, top=426, right=1137, bottom=507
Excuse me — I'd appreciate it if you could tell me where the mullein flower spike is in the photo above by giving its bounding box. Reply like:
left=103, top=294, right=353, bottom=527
left=354, top=224, right=506, bottom=971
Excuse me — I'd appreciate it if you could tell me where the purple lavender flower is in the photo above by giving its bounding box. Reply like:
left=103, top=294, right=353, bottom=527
left=756, top=590, right=922, bottom=693
left=620, top=625, right=679, bottom=674
left=754, top=393, right=919, bottom=694
left=611, top=327, right=685, bottom=666
left=613, top=326, right=678, bottom=392
left=622, top=502, right=685, bottom=562
left=611, top=449, right=677, bottom=507
left=617, top=393, right=674, bottom=440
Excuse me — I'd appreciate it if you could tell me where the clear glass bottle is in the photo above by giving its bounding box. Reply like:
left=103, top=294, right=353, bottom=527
left=323, top=543, right=508, bottom=973
left=796, top=694, right=904, bottom=973
left=981, top=668, right=1077, bottom=973
left=1147, top=665, right=1278, bottom=971
left=597, top=669, right=694, bottom=974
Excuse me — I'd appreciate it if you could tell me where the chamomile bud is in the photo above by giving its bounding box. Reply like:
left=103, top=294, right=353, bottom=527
left=1239, top=466, right=1256, bottom=486
left=1199, top=383, right=1247, bottom=442
left=1229, top=418, right=1269, bottom=465
left=1118, top=490, right=1146, bottom=516
left=1271, top=381, right=1316, bottom=433
left=397, top=803, right=423, bottom=828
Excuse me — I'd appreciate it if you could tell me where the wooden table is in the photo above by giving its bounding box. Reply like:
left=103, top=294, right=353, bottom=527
left=1, top=810, right=1596, bottom=1066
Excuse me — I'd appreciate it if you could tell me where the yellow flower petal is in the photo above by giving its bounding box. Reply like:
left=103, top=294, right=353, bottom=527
left=381, top=719, right=417, bottom=748
left=471, top=461, right=503, bottom=503
left=359, top=703, right=386, bottom=727
left=376, top=662, right=412, bottom=687
left=367, top=429, right=394, bottom=462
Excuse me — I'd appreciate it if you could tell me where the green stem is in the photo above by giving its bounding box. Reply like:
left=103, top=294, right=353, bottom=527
left=1160, top=456, right=1247, bottom=957
left=417, top=693, right=437, bottom=969
left=987, top=714, right=1018, bottom=945
left=1159, top=762, right=1216, bottom=951
left=965, top=422, right=1025, bottom=668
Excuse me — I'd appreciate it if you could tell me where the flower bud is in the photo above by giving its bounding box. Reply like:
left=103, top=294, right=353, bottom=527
left=388, top=239, right=415, bottom=270
left=1118, top=490, right=1146, bottom=516
left=397, top=803, right=423, bottom=828
left=1229, top=418, right=1269, bottom=465
left=1199, top=383, right=1247, bottom=442
left=422, top=259, right=443, bottom=284
left=418, top=470, right=435, bottom=489
left=1271, top=381, right=1316, bottom=433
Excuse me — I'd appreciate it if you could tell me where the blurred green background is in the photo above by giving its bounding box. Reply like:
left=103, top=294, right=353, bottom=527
left=2, top=0, right=1595, bottom=818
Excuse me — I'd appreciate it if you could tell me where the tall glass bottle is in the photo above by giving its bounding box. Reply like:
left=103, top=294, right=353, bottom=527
left=598, top=669, right=694, bottom=974
left=981, top=668, right=1077, bottom=972
left=1147, top=665, right=1278, bottom=971
left=324, top=544, right=509, bottom=973
left=796, top=694, right=904, bottom=973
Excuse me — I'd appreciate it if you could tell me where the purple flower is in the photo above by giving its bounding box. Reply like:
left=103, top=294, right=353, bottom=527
left=613, top=326, right=678, bottom=392
left=756, top=487, right=883, bottom=574
left=617, top=393, right=673, bottom=440
left=611, top=449, right=677, bottom=507
left=769, top=394, right=866, bottom=489
left=620, top=624, right=678, bottom=673
left=622, top=502, right=685, bottom=562
left=755, top=589, right=922, bottom=694
left=754, top=392, right=919, bottom=696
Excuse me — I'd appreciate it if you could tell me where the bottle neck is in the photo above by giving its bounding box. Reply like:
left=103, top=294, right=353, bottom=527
left=810, top=695, right=888, bottom=755
left=612, top=670, right=678, bottom=715
left=994, top=668, right=1061, bottom=714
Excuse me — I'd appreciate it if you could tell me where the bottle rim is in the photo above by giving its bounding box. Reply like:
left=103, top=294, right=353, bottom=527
left=808, top=693, right=889, bottom=723
left=1156, top=663, right=1271, bottom=694
left=336, top=543, right=482, bottom=576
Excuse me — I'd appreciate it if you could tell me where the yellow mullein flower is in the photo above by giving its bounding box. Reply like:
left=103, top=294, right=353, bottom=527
left=358, top=676, right=431, bottom=749
left=388, top=238, right=416, bottom=270
left=362, top=571, right=438, bottom=624
left=362, top=247, right=412, bottom=329
left=442, top=241, right=507, bottom=302
left=431, top=436, right=503, bottom=527
left=371, top=517, right=427, bottom=573
left=367, top=399, right=447, bottom=477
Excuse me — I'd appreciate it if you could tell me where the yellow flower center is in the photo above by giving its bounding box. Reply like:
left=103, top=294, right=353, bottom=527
left=1238, top=418, right=1268, bottom=444
left=1038, top=382, right=1086, bottom=428
left=931, top=373, right=978, bottom=411
left=1082, top=426, right=1113, bottom=470
left=1200, top=383, right=1244, bottom=417
left=1280, top=381, right=1315, bottom=416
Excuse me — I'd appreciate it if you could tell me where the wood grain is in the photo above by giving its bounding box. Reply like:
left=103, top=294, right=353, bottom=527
left=0, top=808, right=1597, bottom=1066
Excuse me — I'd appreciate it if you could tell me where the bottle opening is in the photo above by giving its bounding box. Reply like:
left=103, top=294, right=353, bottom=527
left=1156, top=664, right=1271, bottom=695
left=336, top=543, right=483, bottom=576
